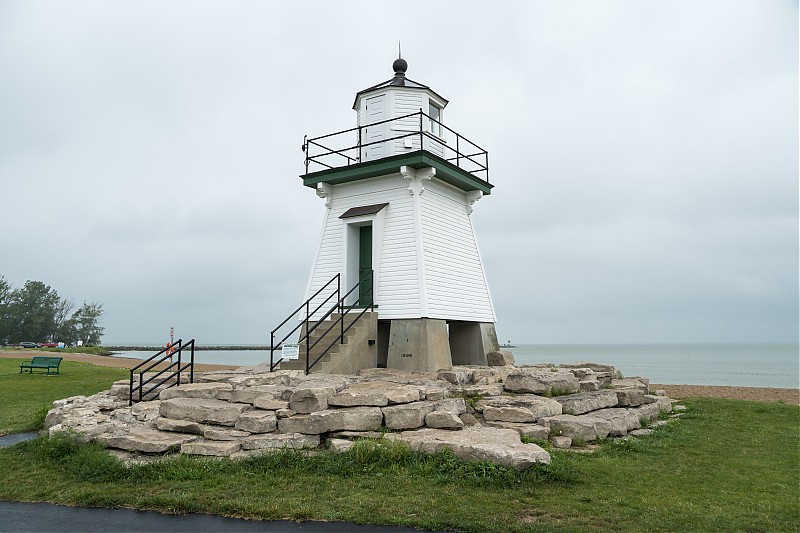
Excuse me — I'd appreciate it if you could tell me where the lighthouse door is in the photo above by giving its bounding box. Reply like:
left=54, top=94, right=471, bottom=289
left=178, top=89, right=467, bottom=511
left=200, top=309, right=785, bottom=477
left=358, top=225, right=373, bottom=307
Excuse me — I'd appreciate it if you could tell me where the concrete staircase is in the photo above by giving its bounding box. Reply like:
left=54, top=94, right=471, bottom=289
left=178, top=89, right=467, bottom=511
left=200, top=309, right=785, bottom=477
left=279, top=311, right=377, bottom=374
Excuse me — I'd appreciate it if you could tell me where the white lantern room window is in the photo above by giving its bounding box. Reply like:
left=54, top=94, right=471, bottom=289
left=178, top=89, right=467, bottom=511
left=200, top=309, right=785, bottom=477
left=428, top=102, right=442, bottom=137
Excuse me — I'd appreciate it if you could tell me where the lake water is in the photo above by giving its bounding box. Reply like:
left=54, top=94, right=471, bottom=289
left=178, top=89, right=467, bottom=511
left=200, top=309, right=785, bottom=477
left=112, top=343, right=799, bottom=389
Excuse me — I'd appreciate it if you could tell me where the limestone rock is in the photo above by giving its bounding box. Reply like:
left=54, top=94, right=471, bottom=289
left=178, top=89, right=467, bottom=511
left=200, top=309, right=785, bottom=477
left=388, top=426, right=550, bottom=468
left=277, top=415, right=326, bottom=435
left=504, top=369, right=579, bottom=396
left=425, top=410, right=464, bottom=429
left=252, top=398, right=290, bottom=411
left=450, top=384, right=505, bottom=397
left=558, top=362, right=622, bottom=379
left=382, top=401, right=435, bottom=430
left=579, top=380, right=600, bottom=392
left=542, top=414, right=612, bottom=441
left=471, top=367, right=512, bottom=384
left=159, top=398, right=249, bottom=426
left=308, top=406, right=384, bottom=433
left=555, top=390, right=619, bottom=415
left=438, top=368, right=474, bottom=385
left=97, top=427, right=195, bottom=453
left=644, top=395, right=673, bottom=414
left=615, top=388, right=645, bottom=407
left=203, top=427, right=251, bottom=441
left=487, top=351, right=515, bottom=366
left=289, top=387, right=336, bottom=414
left=327, top=381, right=421, bottom=407
left=459, top=413, right=480, bottom=426
left=155, top=416, right=205, bottom=435
left=474, top=395, right=562, bottom=421
left=551, top=435, right=572, bottom=449
left=225, top=385, right=294, bottom=404
left=327, top=438, right=355, bottom=452
left=181, top=438, right=241, bottom=456
left=483, top=406, right=536, bottom=423
left=158, top=382, right=232, bottom=400
left=242, top=432, right=320, bottom=451
left=633, top=403, right=661, bottom=422
left=235, top=410, right=278, bottom=433
left=483, top=421, right=550, bottom=440
left=590, top=408, right=641, bottom=436
left=629, top=428, right=653, bottom=437
left=612, top=377, right=649, bottom=393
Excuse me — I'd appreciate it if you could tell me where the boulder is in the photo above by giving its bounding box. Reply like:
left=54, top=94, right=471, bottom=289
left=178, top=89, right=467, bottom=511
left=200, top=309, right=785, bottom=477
left=382, top=401, right=435, bottom=430
left=242, top=433, right=320, bottom=451
left=308, top=406, right=384, bottom=433
left=277, top=415, right=326, bottom=435
left=388, top=426, right=550, bottom=468
left=235, top=410, right=278, bottom=433
left=474, top=395, right=562, bottom=421
left=327, top=438, right=355, bottom=452
left=425, top=411, right=464, bottom=429
left=181, top=439, right=241, bottom=457
left=579, top=380, right=600, bottom=392
left=159, top=398, right=249, bottom=426
left=224, top=385, right=293, bottom=404
left=483, top=421, right=550, bottom=440
left=558, top=362, right=622, bottom=379
left=289, top=387, right=336, bottom=414
left=633, top=403, right=661, bottom=422
left=615, top=389, right=645, bottom=407
left=542, top=414, right=612, bottom=441
left=555, top=390, right=619, bottom=415
left=438, top=368, right=474, bottom=385
left=97, top=427, right=195, bottom=453
left=327, top=381, right=421, bottom=407
left=252, top=398, right=290, bottom=411
left=551, top=435, right=572, bottom=449
left=590, top=408, right=641, bottom=436
left=155, top=416, right=205, bottom=435
left=158, top=382, right=232, bottom=400
left=203, top=427, right=251, bottom=441
left=504, top=369, right=579, bottom=396
left=471, top=367, right=512, bottom=384
left=450, top=384, right=505, bottom=397
left=486, top=351, right=515, bottom=366
left=483, top=406, right=536, bottom=423
left=644, top=395, right=673, bottom=414
left=612, top=378, right=649, bottom=393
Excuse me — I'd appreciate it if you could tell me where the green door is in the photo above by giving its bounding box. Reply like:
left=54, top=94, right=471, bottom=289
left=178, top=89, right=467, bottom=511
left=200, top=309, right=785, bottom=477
left=358, top=225, right=373, bottom=307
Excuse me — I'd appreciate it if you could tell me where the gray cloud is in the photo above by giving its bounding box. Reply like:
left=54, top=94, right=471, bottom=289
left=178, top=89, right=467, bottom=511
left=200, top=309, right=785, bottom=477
left=1, top=0, right=796, bottom=345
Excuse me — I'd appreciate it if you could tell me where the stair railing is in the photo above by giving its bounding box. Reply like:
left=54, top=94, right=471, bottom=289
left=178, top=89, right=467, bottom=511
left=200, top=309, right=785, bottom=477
left=270, top=274, right=341, bottom=371
left=128, top=339, right=195, bottom=405
left=305, top=270, right=374, bottom=374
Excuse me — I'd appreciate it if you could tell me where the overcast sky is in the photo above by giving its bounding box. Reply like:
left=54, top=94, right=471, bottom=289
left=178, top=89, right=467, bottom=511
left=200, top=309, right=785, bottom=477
left=0, top=1, right=797, bottom=345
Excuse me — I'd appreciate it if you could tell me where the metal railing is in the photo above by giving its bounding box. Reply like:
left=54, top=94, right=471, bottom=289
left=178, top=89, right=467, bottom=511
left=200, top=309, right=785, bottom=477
left=302, top=110, right=489, bottom=183
left=269, top=271, right=374, bottom=374
left=129, top=339, right=195, bottom=405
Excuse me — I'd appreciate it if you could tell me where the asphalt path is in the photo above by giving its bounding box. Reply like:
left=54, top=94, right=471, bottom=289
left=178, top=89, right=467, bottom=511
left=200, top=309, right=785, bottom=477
left=0, top=501, right=440, bottom=532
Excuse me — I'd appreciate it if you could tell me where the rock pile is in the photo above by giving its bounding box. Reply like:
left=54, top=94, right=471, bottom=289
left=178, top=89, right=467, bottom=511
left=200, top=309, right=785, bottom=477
left=44, top=355, right=673, bottom=469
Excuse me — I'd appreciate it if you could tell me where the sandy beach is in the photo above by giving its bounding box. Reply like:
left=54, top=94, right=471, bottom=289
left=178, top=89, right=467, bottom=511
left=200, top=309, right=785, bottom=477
left=3, top=350, right=798, bottom=405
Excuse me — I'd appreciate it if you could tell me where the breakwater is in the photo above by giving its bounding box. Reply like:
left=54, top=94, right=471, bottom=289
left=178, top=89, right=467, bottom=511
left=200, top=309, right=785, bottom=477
left=106, top=345, right=270, bottom=352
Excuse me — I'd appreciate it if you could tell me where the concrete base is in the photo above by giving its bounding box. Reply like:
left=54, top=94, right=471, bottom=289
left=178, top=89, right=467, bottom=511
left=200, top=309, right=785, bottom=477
left=386, top=319, right=452, bottom=372
left=449, top=321, right=500, bottom=366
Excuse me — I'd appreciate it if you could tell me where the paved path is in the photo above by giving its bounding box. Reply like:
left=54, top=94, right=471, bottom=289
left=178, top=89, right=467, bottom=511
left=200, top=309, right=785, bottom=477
left=0, top=501, right=438, bottom=532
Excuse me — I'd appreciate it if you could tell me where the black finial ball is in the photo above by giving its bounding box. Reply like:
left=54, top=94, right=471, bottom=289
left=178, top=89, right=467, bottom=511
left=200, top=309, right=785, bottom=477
left=393, top=58, right=408, bottom=76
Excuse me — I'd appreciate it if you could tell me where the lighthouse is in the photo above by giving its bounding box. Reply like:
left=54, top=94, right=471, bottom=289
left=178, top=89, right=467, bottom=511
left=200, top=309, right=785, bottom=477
left=273, top=56, right=499, bottom=374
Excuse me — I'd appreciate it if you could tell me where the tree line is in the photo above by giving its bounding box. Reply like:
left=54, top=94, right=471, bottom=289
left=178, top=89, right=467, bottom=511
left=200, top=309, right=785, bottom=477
left=0, top=276, right=104, bottom=346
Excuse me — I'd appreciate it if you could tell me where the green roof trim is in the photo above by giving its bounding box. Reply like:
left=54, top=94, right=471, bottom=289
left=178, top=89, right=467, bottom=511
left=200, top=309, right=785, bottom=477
left=301, top=150, right=493, bottom=195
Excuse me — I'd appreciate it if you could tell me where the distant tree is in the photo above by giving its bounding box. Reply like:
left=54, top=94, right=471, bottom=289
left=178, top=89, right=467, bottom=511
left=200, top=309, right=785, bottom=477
left=72, top=301, right=104, bottom=346
left=52, top=296, right=75, bottom=341
left=0, top=276, right=11, bottom=344
left=7, top=280, right=60, bottom=343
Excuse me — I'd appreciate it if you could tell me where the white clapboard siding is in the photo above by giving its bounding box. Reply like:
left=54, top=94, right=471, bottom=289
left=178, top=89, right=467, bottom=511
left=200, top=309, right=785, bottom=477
left=304, top=174, right=421, bottom=320
left=420, top=180, right=496, bottom=322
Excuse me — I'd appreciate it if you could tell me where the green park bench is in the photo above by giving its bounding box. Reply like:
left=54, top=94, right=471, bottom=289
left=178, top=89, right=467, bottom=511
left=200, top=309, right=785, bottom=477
left=19, top=356, right=63, bottom=375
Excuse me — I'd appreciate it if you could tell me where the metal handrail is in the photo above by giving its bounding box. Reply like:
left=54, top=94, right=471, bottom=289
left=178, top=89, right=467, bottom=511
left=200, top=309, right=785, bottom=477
left=270, top=274, right=341, bottom=371
left=303, top=110, right=489, bottom=183
left=268, top=271, right=374, bottom=374
left=307, top=271, right=374, bottom=373
left=129, top=339, right=195, bottom=405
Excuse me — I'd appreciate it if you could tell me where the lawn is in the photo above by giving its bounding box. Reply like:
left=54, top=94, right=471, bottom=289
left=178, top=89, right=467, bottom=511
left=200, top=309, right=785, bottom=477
left=0, top=358, right=128, bottom=434
left=0, top=359, right=797, bottom=532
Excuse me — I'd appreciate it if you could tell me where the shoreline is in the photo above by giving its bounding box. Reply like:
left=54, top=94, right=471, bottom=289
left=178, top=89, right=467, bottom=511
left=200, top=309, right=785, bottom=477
left=2, top=350, right=797, bottom=404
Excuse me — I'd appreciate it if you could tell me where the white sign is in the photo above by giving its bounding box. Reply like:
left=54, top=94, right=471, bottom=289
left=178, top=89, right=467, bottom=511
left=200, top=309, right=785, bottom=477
left=282, top=343, right=300, bottom=360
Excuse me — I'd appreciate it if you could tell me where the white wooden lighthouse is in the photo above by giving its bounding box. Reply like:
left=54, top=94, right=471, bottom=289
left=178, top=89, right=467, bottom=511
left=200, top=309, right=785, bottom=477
left=278, top=57, right=499, bottom=374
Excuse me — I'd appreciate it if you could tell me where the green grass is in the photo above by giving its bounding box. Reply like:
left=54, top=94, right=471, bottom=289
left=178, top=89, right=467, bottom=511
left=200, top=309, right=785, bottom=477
left=0, top=358, right=127, bottom=434
left=0, top=361, right=797, bottom=532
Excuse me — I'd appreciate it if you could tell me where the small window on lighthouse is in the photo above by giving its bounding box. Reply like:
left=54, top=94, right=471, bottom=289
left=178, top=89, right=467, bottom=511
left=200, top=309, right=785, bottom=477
left=428, top=102, right=442, bottom=136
